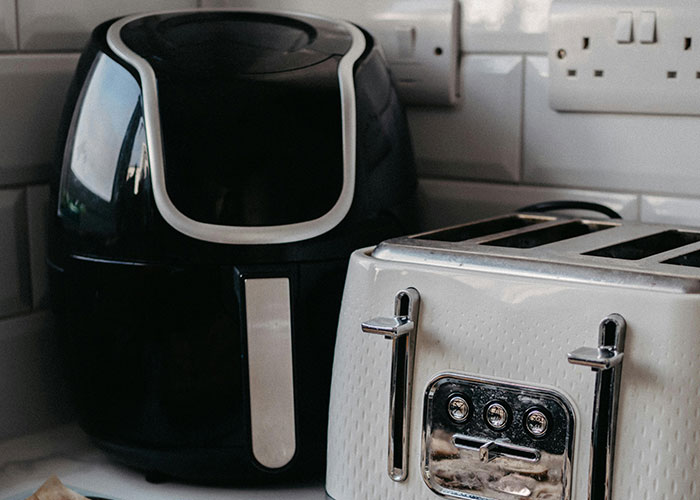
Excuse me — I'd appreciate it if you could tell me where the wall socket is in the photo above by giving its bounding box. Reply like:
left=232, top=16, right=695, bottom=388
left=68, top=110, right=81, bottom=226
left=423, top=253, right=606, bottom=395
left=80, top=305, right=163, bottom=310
left=549, top=0, right=700, bottom=115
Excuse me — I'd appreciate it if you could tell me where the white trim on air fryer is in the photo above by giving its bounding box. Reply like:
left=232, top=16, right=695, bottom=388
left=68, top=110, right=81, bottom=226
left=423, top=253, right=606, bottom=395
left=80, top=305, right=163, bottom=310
left=244, top=277, right=296, bottom=469
left=106, top=9, right=365, bottom=245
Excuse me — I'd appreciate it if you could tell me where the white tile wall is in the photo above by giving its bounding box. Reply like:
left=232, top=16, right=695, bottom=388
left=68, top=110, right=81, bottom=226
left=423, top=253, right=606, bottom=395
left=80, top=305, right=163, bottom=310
left=200, top=0, right=377, bottom=20
left=0, top=54, right=79, bottom=186
left=0, top=311, right=73, bottom=441
left=407, top=55, right=523, bottom=182
left=523, top=56, right=700, bottom=197
left=461, top=0, right=552, bottom=53
left=18, top=0, right=198, bottom=51
left=417, top=178, right=639, bottom=229
left=0, top=0, right=17, bottom=51
left=0, top=189, right=31, bottom=318
left=641, top=195, right=700, bottom=228
left=27, top=185, right=50, bottom=310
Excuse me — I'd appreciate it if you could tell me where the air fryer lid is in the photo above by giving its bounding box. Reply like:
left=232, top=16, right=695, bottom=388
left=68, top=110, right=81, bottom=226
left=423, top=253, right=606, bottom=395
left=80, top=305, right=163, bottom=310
left=116, top=11, right=356, bottom=230
left=120, top=12, right=352, bottom=75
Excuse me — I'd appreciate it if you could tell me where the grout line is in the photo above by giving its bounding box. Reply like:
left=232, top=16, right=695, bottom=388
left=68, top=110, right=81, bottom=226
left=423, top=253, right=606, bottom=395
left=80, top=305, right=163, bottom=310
left=0, top=180, right=51, bottom=190
left=22, top=185, right=36, bottom=310
left=14, top=0, right=19, bottom=50
left=462, top=50, right=548, bottom=57
left=3, top=49, right=82, bottom=55
left=0, top=308, right=52, bottom=328
left=417, top=173, right=700, bottom=200
left=518, top=54, right=526, bottom=183
left=637, top=194, right=643, bottom=221
left=0, top=51, right=82, bottom=58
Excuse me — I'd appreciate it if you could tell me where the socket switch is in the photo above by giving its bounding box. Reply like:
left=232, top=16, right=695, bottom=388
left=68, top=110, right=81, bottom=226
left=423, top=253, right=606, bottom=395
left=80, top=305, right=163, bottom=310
left=549, top=0, right=700, bottom=115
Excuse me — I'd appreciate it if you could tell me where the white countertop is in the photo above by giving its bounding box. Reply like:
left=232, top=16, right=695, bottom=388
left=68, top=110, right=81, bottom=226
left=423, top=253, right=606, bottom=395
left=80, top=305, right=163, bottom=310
left=0, top=425, right=326, bottom=500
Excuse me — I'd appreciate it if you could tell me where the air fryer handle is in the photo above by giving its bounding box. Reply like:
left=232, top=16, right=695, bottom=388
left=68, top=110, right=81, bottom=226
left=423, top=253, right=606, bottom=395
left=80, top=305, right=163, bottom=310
left=107, top=12, right=367, bottom=245
left=243, top=276, right=297, bottom=469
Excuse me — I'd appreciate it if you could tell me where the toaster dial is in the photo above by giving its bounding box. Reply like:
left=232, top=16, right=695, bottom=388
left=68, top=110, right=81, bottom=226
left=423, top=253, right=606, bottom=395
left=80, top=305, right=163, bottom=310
left=447, top=395, right=471, bottom=423
left=524, top=407, right=550, bottom=438
left=484, top=401, right=510, bottom=430
left=422, top=373, right=575, bottom=500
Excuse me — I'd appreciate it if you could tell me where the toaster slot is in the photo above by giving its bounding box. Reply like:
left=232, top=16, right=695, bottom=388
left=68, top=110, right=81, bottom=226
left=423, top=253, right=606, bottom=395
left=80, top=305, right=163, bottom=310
left=585, top=230, right=700, bottom=260
left=414, top=215, right=547, bottom=242
left=663, top=248, right=700, bottom=267
left=481, top=220, right=615, bottom=249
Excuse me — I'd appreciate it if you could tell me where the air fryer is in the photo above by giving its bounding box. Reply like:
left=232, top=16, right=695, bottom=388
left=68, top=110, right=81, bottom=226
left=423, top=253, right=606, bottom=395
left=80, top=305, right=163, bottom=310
left=49, top=9, right=416, bottom=483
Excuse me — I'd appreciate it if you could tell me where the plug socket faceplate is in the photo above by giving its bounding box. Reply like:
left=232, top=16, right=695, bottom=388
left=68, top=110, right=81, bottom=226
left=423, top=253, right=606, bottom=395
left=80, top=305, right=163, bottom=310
left=549, top=0, right=700, bottom=115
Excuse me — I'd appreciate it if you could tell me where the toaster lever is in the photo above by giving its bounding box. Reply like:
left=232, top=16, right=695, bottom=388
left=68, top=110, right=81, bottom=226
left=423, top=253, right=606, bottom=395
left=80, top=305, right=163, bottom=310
left=361, top=316, right=414, bottom=339
left=567, top=346, right=624, bottom=370
left=361, top=288, right=421, bottom=482
left=567, top=313, right=626, bottom=500
left=478, top=440, right=541, bottom=463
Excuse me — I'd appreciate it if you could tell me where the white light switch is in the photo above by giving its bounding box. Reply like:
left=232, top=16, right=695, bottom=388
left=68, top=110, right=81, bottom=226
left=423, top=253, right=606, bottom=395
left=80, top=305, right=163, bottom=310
left=639, top=11, right=657, bottom=43
left=396, top=25, right=416, bottom=58
left=615, top=12, right=633, bottom=43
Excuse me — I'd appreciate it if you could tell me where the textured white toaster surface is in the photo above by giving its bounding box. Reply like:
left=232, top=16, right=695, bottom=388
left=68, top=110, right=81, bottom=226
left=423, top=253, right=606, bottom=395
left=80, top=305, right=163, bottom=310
left=326, top=215, right=700, bottom=500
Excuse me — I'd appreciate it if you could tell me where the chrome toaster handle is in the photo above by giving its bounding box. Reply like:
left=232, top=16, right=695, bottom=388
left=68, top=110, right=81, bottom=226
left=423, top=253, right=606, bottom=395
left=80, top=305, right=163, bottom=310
left=477, top=439, right=541, bottom=464
left=568, top=313, right=627, bottom=500
left=361, top=288, right=421, bottom=482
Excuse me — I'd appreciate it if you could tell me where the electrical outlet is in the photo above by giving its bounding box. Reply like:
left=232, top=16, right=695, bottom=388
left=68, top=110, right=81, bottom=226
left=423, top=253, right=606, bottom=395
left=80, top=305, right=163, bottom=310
left=549, top=0, right=700, bottom=115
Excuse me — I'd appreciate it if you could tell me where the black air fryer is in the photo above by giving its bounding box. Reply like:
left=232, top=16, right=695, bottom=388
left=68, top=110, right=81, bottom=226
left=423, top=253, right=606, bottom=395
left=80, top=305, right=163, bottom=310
left=49, top=10, right=416, bottom=483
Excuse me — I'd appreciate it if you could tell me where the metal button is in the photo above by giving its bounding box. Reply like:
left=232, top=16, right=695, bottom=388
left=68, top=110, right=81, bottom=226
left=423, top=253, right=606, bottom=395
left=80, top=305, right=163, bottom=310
left=525, top=408, right=549, bottom=437
left=447, top=395, right=470, bottom=423
left=485, top=402, right=509, bottom=430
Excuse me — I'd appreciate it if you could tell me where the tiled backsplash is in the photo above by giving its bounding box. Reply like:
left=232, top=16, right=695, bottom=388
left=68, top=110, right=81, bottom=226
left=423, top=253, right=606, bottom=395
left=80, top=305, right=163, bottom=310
left=407, top=55, right=523, bottom=183
left=2, top=0, right=700, bottom=440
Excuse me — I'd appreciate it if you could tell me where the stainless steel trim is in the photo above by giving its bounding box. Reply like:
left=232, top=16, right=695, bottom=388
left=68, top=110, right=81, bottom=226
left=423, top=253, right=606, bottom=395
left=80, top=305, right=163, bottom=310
left=422, top=372, right=576, bottom=500
left=244, top=278, right=296, bottom=469
left=568, top=314, right=627, bottom=500
left=361, top=316, right=414, bottom=339
left=106, top=9, right=365, bottom=245
left=567, top=346, right=624, bottom=370
left=361, top=288, right=421, bottom=482
left=371, top=214, right=700, bottom=293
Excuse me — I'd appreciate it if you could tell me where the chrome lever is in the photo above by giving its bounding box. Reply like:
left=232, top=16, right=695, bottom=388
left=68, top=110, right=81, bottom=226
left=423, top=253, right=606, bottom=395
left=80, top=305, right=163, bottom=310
left=478, top=440, right=541, bottom=464
left=568, top=346, right=624, bottom=370
left=361, top=316, right=414, bottom=339
left=567, top=313, right=626, bottom=500
left=361, top=288, right=420, bottom=482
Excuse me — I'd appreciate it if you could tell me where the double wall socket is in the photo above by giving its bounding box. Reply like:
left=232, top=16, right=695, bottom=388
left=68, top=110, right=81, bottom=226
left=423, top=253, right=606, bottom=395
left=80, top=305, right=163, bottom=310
left=549, top=0, right=700, bottom=115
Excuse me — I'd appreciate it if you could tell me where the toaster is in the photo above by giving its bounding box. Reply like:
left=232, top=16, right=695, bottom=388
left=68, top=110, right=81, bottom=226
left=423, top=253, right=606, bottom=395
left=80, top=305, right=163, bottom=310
left=326, top=213, right=700, bottom=500
left=49, top=9, right=416, bottom=483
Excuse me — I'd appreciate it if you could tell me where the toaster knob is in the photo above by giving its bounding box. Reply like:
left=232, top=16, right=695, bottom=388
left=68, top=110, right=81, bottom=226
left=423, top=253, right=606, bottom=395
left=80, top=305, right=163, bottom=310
left=524, top=408, right=549, bottom=437
left=447, top=395, right=470, bottom=423
left=485, top=402, right=510, bottom=430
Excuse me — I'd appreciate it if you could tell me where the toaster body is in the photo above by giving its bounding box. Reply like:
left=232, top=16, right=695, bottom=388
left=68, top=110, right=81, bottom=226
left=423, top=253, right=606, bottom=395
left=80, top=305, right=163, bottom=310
left=327, top=214, right=700, bottom=500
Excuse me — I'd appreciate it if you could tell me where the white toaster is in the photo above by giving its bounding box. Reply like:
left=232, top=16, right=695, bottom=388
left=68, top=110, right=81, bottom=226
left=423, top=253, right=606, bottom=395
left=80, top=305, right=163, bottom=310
left=326, top=213, right=700, bottom=500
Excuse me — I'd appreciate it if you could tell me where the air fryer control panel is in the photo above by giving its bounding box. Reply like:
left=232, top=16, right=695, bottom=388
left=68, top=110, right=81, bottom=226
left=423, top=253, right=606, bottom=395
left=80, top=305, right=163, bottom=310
left=422, top=374, right=575, bottom=500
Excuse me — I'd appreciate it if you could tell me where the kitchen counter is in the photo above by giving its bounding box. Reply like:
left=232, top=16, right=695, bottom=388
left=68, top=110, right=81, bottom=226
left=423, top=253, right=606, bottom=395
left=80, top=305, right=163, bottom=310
left=0, top=425, right=326, bottom=499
